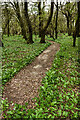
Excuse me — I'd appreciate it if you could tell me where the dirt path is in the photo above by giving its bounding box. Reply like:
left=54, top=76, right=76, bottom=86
left=3, top=41, right=60, bottom=109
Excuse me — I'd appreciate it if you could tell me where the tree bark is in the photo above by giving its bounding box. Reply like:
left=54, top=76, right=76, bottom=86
left=3, top=16, right=11, bottom=35
left=24, top=2, right=34, bottom=44
left=10, top=2, right=34, bottom=43
left=73, top=1, right=80, bottom=47
left=16, top=10, right=27, bottom=40
left=38, top=2, right=42, bottom=37
left=40, top=1, right=54, bottom=43
left=40, top=31, right=45, bottom=43
left=0, top=3, right=3, bottom=47
left=14, top=2, right=27, bottom=40
left=0, top=28, right=3, bottom=47
left=77, top=1, right=80, bottom=37
left=55, top=0, right=58, bottom=39
left=73, top=31, right=76, bottom=47
left=0, top=39, right=3, bottom=47
left=61, top=11, right=71, bottom=36
left=66, top=16, right=70, bottom=35
left=7, top=19, right=9, bottom=37
left=4, top=4, right=10, bottom=36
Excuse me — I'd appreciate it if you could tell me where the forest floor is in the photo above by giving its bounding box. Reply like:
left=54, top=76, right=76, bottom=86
left=3, top=40, right=60, bottom=110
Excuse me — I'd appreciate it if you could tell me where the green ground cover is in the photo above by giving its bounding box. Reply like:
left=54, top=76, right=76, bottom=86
left=2, top=34, right=80, bottom=119
left=2, top=35, right=51, bottom=85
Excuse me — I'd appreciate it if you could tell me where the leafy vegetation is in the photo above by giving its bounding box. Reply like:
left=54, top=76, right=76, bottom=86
left=2, top=35, right=51, bottom=85
left=1, top=1, right=80, bottom=119
left=2, top=34, right=79, bottom=119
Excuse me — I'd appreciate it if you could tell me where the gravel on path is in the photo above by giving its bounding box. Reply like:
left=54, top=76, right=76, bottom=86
left=3, top=41, right=60, bottom=109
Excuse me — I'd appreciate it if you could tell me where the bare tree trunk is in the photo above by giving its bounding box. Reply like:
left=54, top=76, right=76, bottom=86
left=0, top=3, right=3, bottom=47
left=24, top=2, right=34, bottom=44
left=14, top=2, right=27, bottom=40
left=0, top=39, right=3, bottom=47
left=0, top=28, right=3, bottom=47
left=73, top=31, right=76, bottom=47
left=67, top=17, right=69, bottom=34
left=40, top=31, right=45, bottom=43
left=38, top=2, right=42, bottom=37
left=55, top=0, right=58, bottom=39
left=10, top=1, right=34, bottom=43
left=7, top=19, right=9, bottom=37
left=61, top=5, right=71, bottom=36
left=3, top=16, right=11, bottom=35
left=77, top=1, right=80, bottom=71
left=73, top=1, right=80, bottom=47
left=4, top=4, right=10, bottom=37
left=16, top=10, right=27, bottom=40
left=40, top=1, right=54, bottom=43
left=77, top=1, right=80, bottom=37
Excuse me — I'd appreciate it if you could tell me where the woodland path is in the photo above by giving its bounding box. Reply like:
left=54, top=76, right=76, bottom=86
left=3, top=41, right=60, bottom=109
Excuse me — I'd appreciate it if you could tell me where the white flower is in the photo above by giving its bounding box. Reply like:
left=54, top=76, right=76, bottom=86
left=13, top=107, right=16, bottom=110
left=12, top=103, right=14, bottom=106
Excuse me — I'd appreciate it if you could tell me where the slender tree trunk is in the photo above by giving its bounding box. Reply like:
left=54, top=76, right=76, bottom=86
left=40, top=1, right=54, bottom=43
left=7, top=7, right=10, bottom=37
left=4, top=4, right=10, bottom=37
left=66, top=16, right=70, bottom=36
left=50, top=29, right=52, bottom=37
left=70, top=21, right=72, bottom=35
left=68, top=11, right=72, bottom=36
left=77, top=1, right=80, bottom=37
left=69, top=16, right=72, bottom=36
left=38, top=2, right=42, bottom=37
left=33, top=14, right=36, bottom=35
left=40, top=31, right=45, bottom=43
left=77, top=1, right=80, bottom=67
left=61, top=13, right=70, bottom=36
left=55, top=0, right=58, bottom=39
left=3, top=15, right=12, bottom=35
left=0, top=39, right=3, bottom=47
left=7, top=19, right=9, bottom=37
left=16, top=11, right=27, bottom=40
left=14, top=2, right=27, bottom=40
left=73, top=19, right=78, bottom=47
left=73, top=1, right=80, bottom=47
left=24, top=2, right=34, bottom=44
left=0, top=28, right=3, bottom=47
left=52, top=29, right=55, bottom=39
left=67, top=17, right=69, bottom=29
left=0, top=3, right=3, bottom=47
left=73, top=31, right=76, bottom=47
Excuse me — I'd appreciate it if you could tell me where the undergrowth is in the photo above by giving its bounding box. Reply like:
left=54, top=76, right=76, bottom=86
left=2, top=35, right=51, bottom=85
left=1, top=34, right=80, bottom=119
